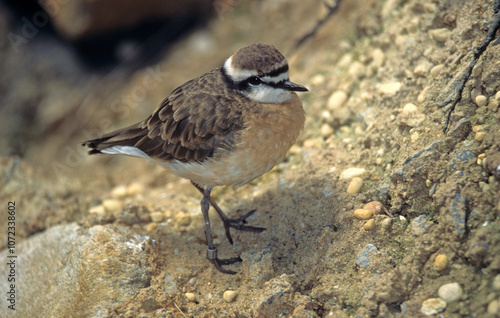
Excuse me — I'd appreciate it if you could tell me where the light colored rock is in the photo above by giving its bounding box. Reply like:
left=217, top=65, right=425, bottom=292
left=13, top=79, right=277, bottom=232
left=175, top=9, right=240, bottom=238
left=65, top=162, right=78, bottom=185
left=475, top=95, right=487, bottom=107
left=488, top=299, right=499, bottom=315
left=475, top=131, right=486, bottom=142
left=327, top=90, right=348, bottom=110
left=111, top=185, right=128, bottom=198
left=223, top=290, right=238, bottom=303
left=493, top=274, right=500, bottom=291
left=127, top=182, right=144, bottom=196
left=185, top=292, right=196, bottom=302
left=371, top=48, right=385, bottom=67
left=346, top=177, right=364, bottom=194
left=321, top=123, right=334, bottom=138
left=379, top=81, right=402, bottom=96
left=150, top=211, right=165, bottom=223
left=175, top=211, right=192, bottom=226
left=339, top=168, right=367, bottom=180
left=0, top=223, right=150, bottom=317
left=89, top=204, right=106, bottom=215
left=398, top=103, right=425, bottom=127
left=421, top=298, right=447, bottom=315
left=429, top=28, right=451, bottom=42
left=354, top=209, right=373, bottom=220
left=102, top=199, right=124, bottom=213
left=414, top=61, right=432, bottom=77
left=364, top=201, right=383, bottom=215
left=363, top=219, right=376, bottom=231
left=438, top=283, right=463, bottom=302
left=430, top=64, right=444, bottom=77
left=489, top=98, right=499, bottom=112
left=434, top=254, right=449, bottom=271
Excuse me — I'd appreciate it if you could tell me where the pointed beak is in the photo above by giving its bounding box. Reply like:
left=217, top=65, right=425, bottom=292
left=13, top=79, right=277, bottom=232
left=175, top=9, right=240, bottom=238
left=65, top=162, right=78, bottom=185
left=276, top=80, right=308, bottom=92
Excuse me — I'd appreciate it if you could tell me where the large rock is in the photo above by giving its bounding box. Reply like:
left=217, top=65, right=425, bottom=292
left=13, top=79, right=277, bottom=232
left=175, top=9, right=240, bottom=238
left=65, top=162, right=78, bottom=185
left=0, top=223, right=150, bottom=316
left=38, top=0, right=212, bottom=39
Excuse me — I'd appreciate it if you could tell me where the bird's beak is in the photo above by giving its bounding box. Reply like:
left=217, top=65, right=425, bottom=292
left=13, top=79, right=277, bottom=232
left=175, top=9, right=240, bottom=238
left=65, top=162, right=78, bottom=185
left=276, top=80, right=308, bottom=92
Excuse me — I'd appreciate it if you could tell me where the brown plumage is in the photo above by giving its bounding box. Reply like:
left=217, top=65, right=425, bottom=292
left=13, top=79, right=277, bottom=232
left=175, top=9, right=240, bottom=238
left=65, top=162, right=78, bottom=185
left=82, top=43, right=308, bottom=274
left=83, top=68, right=244, bottom=163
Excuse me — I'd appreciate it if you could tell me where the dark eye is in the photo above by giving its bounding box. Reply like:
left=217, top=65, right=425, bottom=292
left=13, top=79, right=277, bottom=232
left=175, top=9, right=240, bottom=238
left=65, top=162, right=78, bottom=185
left=248, top=76, right=262, bottom=86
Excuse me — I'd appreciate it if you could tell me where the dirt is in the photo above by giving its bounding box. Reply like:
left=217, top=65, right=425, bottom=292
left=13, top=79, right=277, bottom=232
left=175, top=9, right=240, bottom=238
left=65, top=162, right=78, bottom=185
left=1, top=0, right=500, bottom=317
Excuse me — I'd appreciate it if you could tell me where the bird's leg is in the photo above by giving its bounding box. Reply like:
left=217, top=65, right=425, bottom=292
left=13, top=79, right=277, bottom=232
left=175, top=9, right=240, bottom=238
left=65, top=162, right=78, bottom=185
left=200, top=186, right=242, bottom=274
left=192, top=181, right=266, bottom=245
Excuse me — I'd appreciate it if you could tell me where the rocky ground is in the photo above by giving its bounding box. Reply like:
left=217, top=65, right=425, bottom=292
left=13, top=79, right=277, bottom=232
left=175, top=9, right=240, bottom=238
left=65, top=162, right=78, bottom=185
left=1, top=0, right=500, bottom=317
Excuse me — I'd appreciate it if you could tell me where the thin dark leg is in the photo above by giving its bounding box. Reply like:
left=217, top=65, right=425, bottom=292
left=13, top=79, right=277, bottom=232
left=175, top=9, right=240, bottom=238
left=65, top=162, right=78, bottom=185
left=192, top=181, right=266, bottom=244
left=200, top=186, right=242, bottom=274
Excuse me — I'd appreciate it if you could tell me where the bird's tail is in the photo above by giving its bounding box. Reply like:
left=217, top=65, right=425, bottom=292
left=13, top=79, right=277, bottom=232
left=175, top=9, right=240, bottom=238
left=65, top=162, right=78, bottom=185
left=81, top=123, right=146, bottom=156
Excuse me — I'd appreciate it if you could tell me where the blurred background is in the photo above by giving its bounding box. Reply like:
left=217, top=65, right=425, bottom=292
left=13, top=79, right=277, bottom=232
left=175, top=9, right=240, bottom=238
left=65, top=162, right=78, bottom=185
left=0, top=0, right=349, bottom=170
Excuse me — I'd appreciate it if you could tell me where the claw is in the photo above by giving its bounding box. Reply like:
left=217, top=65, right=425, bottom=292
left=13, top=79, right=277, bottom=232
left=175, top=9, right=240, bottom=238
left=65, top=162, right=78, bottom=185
left=223, top=210, right=266, bottom=245
left=207, top=247, right=242, bottom=274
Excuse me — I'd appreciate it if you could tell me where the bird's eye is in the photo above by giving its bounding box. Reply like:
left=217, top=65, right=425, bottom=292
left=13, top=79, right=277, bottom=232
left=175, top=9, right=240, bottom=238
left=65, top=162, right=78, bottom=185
left=248, top=77, right=262, bottom=86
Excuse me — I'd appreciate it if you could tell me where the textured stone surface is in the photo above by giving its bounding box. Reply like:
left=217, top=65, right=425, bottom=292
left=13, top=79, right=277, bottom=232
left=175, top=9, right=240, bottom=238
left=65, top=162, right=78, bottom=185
left=0, top=223, right=150, bottom=317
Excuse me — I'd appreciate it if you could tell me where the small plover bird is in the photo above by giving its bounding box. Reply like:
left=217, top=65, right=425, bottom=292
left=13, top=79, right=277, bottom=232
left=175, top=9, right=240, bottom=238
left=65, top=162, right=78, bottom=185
left=82, top=43, right=308, bottom=274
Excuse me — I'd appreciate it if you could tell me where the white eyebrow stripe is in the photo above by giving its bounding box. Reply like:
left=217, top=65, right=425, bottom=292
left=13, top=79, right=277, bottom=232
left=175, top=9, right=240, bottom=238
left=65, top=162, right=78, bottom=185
left=261, top=72, right=289, bottom=84
left=223, top=56, right=258, bottom=82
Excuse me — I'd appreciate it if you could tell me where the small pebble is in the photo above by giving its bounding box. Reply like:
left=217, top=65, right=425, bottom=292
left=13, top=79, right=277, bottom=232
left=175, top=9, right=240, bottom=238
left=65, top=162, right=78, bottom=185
left=127, top=182, right=144, bottom=196
left=311, top=74, right=325, bottom=86
left=363, top=219, right=376, bottom=231
left=364, top=201, right=383, bottom=215
left=111, top=185, right=128, bottom=198
left=321, top=123, right=334, bottom=138
left=434, top=254, right=449, bottom=271
left=175, top=211, right=192, bottom=226
left=102, top=199, right=124, bottom=213
left=421, top=298, right=447, bottom=316
left=381, top=218, right=392, bottom=230
left=379, top=81, right=401, bottom=96
left=327, top=90, right=348, bottom=110
left=189, top=277, right=197, bottom=286
left=492, top=274, right=500, bottom=291
left=475, top=95, right=487, bottom=107
left=185, top=292, right=196, bottom=302
left=150, top=211, right=165, bottom=223
left=398, top=103, right=425, bottom=127
left=371, top=48, right=385, bottom=67
left=430, top=64, right=444, bottom=77
left=223, top=290, right=237, bottom=303
left=438, top=283, right=463, bottom=302
left=418, top=86, right=430, bottom=103
left=89, top=205, right=106, bottom=215
left=346, top=177, right=364, bottom=194
left=477, top=153, right=486, bottom=166
left=348, top=61, right=365, bottom=78
left=496, top=91, right=500, bottom=100
left=472, top=125, right=483, bottom=133
left=413, top=61, right=431, bottom=77
left=489, top=98, right=499, bottom=112
left=429, top=28, right=451, bottom=42
left=475, top=131, right=486, bottom=142
left=339, top=168, right=367, bottom=180
left=423, top=2, right=437, bottom=12
left=145, top=223, right=157, bottom=232
left=488, top=299, right=499, bottom=314
left=354, top=209, right=373, bottom=220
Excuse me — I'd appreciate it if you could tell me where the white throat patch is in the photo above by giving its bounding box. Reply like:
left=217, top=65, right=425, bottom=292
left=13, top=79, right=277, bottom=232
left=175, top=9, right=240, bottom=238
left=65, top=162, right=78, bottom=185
left=244, top=85, right=292, bottom=104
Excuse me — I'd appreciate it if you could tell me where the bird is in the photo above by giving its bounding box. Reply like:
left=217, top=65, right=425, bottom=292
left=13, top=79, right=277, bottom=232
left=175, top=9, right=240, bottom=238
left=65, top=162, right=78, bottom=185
left=82, top=43, right=308, bottom=274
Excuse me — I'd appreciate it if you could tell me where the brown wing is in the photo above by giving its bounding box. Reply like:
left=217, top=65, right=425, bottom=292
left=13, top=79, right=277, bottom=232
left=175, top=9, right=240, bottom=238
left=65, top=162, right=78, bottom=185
left=83, top=69, right=245, bottom=163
